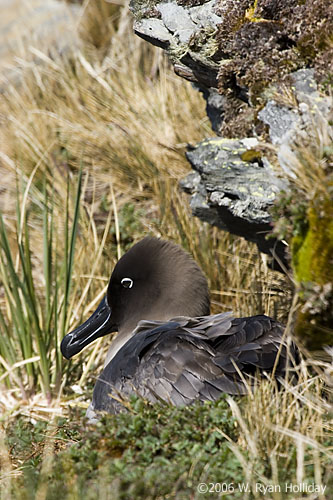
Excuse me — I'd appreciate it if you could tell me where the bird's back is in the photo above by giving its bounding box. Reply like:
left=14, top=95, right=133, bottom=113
left=90, top=312, right=299, bottom=415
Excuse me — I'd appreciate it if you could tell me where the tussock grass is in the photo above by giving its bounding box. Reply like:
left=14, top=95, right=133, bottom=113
left=229, top=368, right=332, bottom=486
left=0, top=170, right=82, bottom=412
left=0, top=1, right=331, bottom=498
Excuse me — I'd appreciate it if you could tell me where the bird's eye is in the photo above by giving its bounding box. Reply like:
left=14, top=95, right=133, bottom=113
left=121, top=277, right=133, bottom=289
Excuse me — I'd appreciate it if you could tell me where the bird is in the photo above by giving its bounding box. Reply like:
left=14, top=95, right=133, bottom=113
left=61, top=237, right=298, bottom=419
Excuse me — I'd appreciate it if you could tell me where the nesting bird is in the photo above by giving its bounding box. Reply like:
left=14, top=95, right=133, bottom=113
left=61, top=237, right=297, bottom=419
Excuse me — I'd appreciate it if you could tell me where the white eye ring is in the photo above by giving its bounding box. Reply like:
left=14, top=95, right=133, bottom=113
left=121, top=277, right=133, bottom=289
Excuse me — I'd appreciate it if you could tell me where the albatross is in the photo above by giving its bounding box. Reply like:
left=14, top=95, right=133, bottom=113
left=61, top=237, right=297, bottom=419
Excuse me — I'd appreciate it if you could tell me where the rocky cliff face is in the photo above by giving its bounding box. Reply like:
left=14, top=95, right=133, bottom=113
left=131, top=0, right=332, bottom=134
left=131, top=0, right=332, bottom=257
left=130, top=0, right=333, bottom=350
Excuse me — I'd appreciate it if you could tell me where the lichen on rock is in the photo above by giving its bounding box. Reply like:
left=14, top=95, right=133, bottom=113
left=215, top=0, right=333, bottom=136
left=131, top=0, right=333, bottom=137
left=181, top=136, right=288, bottom=266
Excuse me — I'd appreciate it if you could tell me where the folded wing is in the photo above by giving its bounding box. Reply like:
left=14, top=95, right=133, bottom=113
left=91, top=313, right=298, bottom=414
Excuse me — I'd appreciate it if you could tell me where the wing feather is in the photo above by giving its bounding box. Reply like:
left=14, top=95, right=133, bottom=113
left=91, top=314, right=298, bottom=414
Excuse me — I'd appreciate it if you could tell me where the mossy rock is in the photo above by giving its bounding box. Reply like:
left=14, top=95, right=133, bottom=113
left=292, top=198, right=333, bottom=350
left=292, top=201, right=333, bottom=284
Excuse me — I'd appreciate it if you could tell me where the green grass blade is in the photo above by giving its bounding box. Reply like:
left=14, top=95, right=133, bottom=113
left=43, top=179, right=52, bottom=329
left=20, top=213, right=51, bottom=398
left=60, top=169, right=83, bottom=337
left=0, top=214, right=33, bottom=366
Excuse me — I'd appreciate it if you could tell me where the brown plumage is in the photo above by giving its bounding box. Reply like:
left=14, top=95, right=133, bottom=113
left=61, top=237, right=298, bottom=419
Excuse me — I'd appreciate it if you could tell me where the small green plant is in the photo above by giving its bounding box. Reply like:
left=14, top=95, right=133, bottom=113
left=0, top=169, right=82, bottom=403
left=4, top=375, right=332, bottom=499
left=270, top=190, right=308, bottom=243
left=110, top=202, right=145, bottom=252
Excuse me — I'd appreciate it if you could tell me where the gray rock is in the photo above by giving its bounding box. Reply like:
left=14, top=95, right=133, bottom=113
left=189, top=0, right=221, bottom=28
left=291, top=68, right=318, bottom=99
left=180, top=171, right=202, bottom=193
left=157, top=2, right=196, bottom=43
left=131, top=0, right=222, bottom=95
left=258, top=101, right=299, bottom=146
left=259, top=69, right=331, bottom=177
left=185, top=137, right=287, bottom=223
left=193, top=86, right=225, bottom=133
left=205, top=89, right=225, bottom=133
left=132, top=0, right=223, bottom=135
left=258, top=70, right=322, bottom=149
left=134, top=18, right=173, bottom=49
left=130, top=3, right=327, bottom=270
left=181, top=137, right=288, bottom=267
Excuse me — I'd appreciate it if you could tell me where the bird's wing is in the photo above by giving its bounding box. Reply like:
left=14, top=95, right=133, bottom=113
left=91, top=314, right=298, bottom=414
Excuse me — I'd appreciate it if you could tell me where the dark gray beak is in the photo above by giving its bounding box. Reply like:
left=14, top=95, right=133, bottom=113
left=61, top=296, right=116, bottom=359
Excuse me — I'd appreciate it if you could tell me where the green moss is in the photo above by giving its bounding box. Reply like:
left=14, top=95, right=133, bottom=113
left=240, top=148, right=262, bottom=162
left=168, top=40, right=189, bottom=62
left=270, top=191, right=308, bottom=243
left=292, top=200, right=333, bottom=284
left=272, top=176, right=333, bottom=350
left=291, top=199, right=333, bottom=350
